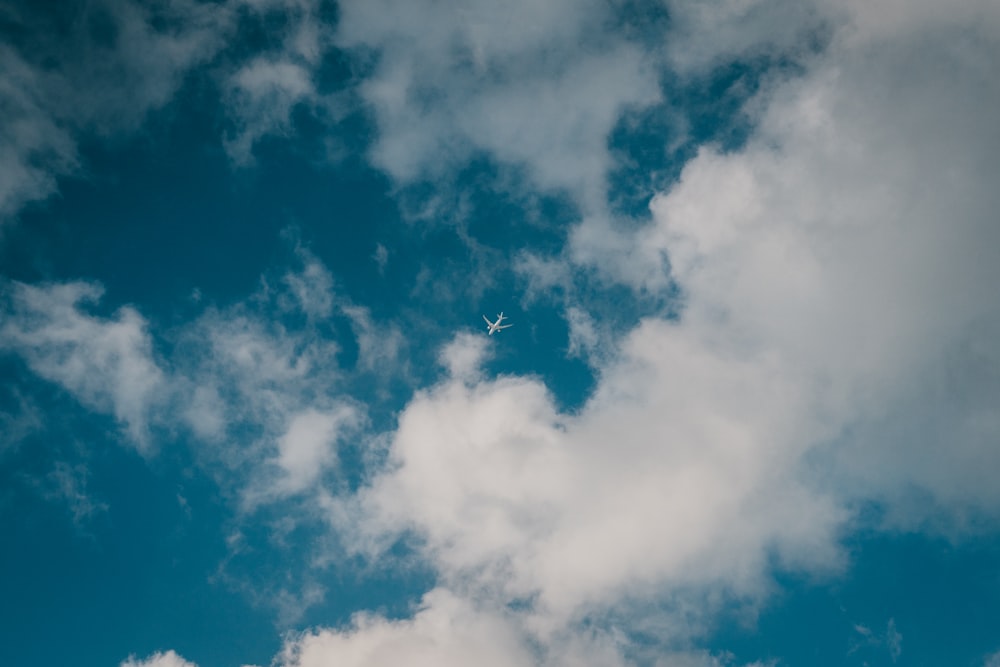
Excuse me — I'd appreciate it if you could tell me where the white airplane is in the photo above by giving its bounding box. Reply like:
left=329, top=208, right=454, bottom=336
left=483, top=312, right=513, bottom=335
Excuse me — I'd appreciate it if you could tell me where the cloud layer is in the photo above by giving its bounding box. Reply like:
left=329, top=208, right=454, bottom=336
left=1, top=1, right=998, bottom=666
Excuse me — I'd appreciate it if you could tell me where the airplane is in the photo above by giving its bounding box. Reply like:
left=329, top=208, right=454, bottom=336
left=483, top=312, right=513, bottom=335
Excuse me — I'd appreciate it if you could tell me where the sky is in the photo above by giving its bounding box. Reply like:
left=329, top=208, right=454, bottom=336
left=1, top=0, right=999, bottom=666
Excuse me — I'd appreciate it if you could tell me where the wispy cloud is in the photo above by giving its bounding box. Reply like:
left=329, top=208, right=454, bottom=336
left=0, top=46, right=79, bottom=220
left=0, top=249, right=397, bottom=509
left=0, top=0, right=235, bottom=221
left=44, top=461, right=109, bottom=527
left=850, top=618, right=903, bottom=662
left=0, top=245, right=416, bottom=625
left=0, top=280, right=167, bottom=450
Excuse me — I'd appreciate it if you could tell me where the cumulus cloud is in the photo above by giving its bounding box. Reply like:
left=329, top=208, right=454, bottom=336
left=269, top=587, right=778, bottom=667
left=662, top=0, right=831, bottom=73
left=438, top=331, right=491, bottom=382
left=571, top=0, right=1000, bottom=526
left=273, top=589, right=537, bottom=667
left=345, top=321, right=845, bottom=637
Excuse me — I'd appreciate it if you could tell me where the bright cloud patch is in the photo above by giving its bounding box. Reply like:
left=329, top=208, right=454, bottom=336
left=336, top=0, right=659, bottom=209
left=346, top=321, right=845, bottom=640
left=120, top=651, right=198, bottom=667
left=619, top=4, right=1000, bottom=525
left=274, top=589, right=536, bottom=667
left=270, top=405, right=360, bottom=497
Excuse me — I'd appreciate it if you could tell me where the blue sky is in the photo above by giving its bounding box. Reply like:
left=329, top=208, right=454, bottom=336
left=2, top=1, right=1000, bottom=666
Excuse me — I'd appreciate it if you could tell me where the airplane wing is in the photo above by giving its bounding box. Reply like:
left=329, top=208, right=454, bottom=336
left=483, top=315, right=492, bottom=325
left=497, top=323, right=513, bottom=330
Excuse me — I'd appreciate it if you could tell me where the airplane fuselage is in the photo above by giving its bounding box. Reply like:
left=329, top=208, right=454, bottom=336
left=484, top=312, right=512, bottom=335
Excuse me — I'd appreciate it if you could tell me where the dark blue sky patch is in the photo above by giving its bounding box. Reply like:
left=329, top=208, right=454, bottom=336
left=0, top=399, right=277, bottom=667
left=712, top=532, right=1000, bottom=667
left=5, top=103, right=272, bottom=310
left=603, top=0, right=671, bottom=50
left=0, top=0, right=87, bottom=59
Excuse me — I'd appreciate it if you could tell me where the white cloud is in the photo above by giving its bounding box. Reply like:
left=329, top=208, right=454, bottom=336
left=313, top=0, right=1000, bottom=661
left=220, top=0, right=349, bottom=164
left=515, top=252, right=572, bottom=303
left=662, top=0, right=831, bottom=74
left=223, top=58, right=319, bottom=165
left=565, top=306, right=605, bottom=365
left=0, top=46, right=79, bottom=220
left=120, top=650, right=198, bottom=667
left=0, top=281, right=167, bottom=450
left=7, top=1, right=999, bottom=664
left=346, top=320, right=845, bottom=635
left=175, top=294, right=344, bottom=461
left=0, top=0, right=234, bottom=221
left=281, top=249, right=337, bottom=319
left=271, top=587, right=774, bottom=667
left=573, top=0, right=1000, bottom=526
left=438, top=331, right=491, bottom=382
left=45, top=461, right=109, bottom=526
left=341, top=304, right=407, bottom=376
left=336, top=0, right=660, bottom=209
left=255, top=404, right=361, bottom=503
